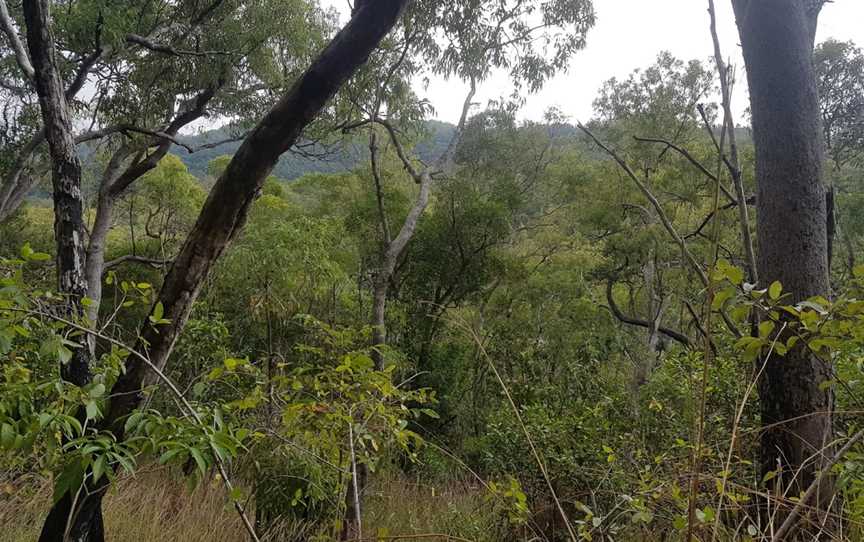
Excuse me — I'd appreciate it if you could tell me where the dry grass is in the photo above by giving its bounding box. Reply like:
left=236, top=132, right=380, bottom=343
left=1, top=468, right=250, bottom=542
left=364, top=474, right=508, bottom=541
left=0, top=468, right=506, bottom=542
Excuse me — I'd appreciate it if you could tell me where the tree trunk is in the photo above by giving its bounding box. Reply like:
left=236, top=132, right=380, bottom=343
left=733, top=0, right=834, bottom=526
left=23, top=0, right=91, bottom=387
left=24, top=2, right=102, bottom=540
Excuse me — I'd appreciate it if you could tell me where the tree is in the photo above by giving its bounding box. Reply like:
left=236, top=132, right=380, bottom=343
left=29, top=2, right=411, bottom=541
left=814, top=39, right=864, bottom=275
left=732, top=0, right=834, bottom=525
left=814, top=39, right=864, bottom=170
left=20, top=0, right=92, bottom=389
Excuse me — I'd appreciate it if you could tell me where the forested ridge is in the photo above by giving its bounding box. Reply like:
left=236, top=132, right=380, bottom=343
left=1, top=1, right=864, bottom=541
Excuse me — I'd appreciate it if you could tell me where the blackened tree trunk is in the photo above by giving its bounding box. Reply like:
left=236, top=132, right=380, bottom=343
left=732, top=0, right=834, bottom=522
left=23, top=0, right=91, bottom=387
left=24, top=2, right=103, bottom=540
left=36, top=2, right=410, bottom=540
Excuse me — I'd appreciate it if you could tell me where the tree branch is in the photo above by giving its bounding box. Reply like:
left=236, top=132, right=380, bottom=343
left=633, top=135, right=737, bottom=204
left=0, top=0, right=35, bottom=80
left=605, top=280, right=692, bottom=347
left=103, top=255, right=171, bottom=270
left=579, top=123, right=710, bottom=287
left=125, top=33, right=232, bottom=58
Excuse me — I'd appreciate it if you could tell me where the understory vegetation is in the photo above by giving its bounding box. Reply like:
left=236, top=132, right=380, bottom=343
left=2, top=0, right=864, bottom=541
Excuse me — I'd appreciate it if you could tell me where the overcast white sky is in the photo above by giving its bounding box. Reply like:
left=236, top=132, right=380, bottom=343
left=323, top=0, right=864, bottom=125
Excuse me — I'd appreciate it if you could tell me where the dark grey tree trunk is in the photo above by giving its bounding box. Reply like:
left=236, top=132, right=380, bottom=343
left=23, top=0, right=91, bottom=387
left=24, top=2, right=103, bottom=540
left=732, top=0, right=834, bottom=525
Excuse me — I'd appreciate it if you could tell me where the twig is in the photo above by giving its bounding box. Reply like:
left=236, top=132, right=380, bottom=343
left=454, top=316, right=578, bottom=542
left=772, top=428, right=864, bottom=541
left=705, top=0, right=758, bottom=284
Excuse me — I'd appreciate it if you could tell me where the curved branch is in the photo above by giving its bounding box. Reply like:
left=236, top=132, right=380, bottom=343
left=605, top=280, right=691, bottom=347
left=103, top=255, right=171, bottom=270
left=633, top=135, right=737, bottom=204
left=125, top=33, right=233, bottom=57
left=0, top=0, right=35, bottom=80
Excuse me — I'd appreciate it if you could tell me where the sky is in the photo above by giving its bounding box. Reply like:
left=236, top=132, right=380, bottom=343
left=322, top=0, right=864, bottom=125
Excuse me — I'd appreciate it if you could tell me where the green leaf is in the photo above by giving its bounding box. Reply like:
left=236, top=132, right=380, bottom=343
left=124, top=412, right=144, bottom=434
left=53, top=462, right=85, bottom=504
left=0, top=423, right=14, bottom=449
left=92, top=455, right=106, bottom=483
left=20, top=243, right=33, bottom=260
left=189, top=447, right=207, bottom=476
left=150, top=302, right=164, bottom=324
left=159, top=448, right=184, bottom=465
left=758, top=321, right=775, bottom=339
left=89, top=383, right=106, bottom=399
left=420, top=408, right=440, bottom=419
left=768, top=281, right=782, bottom=300
left=85, top=400, right=99, bottom=421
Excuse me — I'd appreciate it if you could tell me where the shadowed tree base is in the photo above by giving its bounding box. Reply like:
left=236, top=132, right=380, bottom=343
left=39, top=490, right=106, bottom=542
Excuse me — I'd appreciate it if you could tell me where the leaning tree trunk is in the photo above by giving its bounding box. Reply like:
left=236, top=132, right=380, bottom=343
left=35, top=2, right=410, bottom=540
left=733, top=0, right=834, bottom=525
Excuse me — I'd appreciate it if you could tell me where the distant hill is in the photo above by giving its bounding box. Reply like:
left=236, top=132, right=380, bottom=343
left=176, top=120, right=457, bottom=180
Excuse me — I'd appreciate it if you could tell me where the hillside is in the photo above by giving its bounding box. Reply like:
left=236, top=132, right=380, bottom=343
left=176, top=120, right=457, bottom=180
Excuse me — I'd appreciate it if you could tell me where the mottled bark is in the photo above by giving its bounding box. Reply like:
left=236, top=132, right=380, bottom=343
left=23, top=2, right=103, bottom=540
left=23, top=0, right=91, bottom=386
left=732, top=0, right=834, bottom=525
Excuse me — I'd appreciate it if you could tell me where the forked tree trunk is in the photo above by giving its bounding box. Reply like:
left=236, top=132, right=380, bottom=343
left=732, top=0, right=834, bottom=526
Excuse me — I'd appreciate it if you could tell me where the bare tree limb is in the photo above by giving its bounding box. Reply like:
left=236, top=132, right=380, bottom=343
left=126, top=33, right=233, bottom=57
left=579, top=122, right=710, bottom=287
left=0, top=0, right=35, bottom=80
left=705, top=0, right=758, bottom=284
left=103, top=254, right=171, bottom=270
left=605, top=280, right=692, bottom=347
left=633, top=135, right=737, bottom=204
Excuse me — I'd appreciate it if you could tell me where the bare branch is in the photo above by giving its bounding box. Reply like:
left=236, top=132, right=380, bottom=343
left=103, top=255, right=171, bottom=270
left=76, top=124, right=194, bottom=152
left=705, top=0, right=758, bottom=283
left=126, top=33, right=233, bottom=57
left=0, top=0, right=35, bottom=80
left=606, top=280, right=692, bottom=347
left=633, top=135, right=737, bottom=204
left=579, top=122, right=710, bottom=287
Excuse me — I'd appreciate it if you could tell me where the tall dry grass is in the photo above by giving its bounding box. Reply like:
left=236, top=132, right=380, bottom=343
left=0, top=468, right=507, bottom=541
left=1, top=468, right=252, bottom=542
